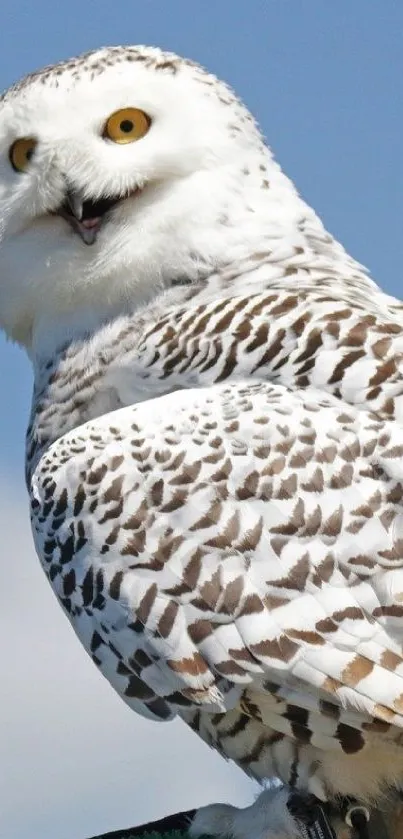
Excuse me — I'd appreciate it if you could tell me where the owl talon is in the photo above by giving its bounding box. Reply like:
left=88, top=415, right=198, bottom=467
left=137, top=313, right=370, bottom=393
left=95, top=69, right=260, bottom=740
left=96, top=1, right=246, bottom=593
left=189, top=788, right=301, bottom=839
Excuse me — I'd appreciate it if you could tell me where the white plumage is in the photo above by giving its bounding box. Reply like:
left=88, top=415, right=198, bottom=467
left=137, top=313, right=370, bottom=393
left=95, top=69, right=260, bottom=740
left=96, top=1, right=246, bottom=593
left=1, top=46, right=403, bottom=837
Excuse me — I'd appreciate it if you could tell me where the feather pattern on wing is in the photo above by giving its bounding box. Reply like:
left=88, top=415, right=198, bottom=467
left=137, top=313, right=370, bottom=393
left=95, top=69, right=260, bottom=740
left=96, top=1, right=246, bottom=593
left=30, top=379, right=403, bottom=796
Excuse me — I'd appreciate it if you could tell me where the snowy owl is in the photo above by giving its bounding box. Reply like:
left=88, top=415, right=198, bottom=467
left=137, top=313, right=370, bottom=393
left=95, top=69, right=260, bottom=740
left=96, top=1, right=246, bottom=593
left=2, top=45, right=403, bottom=839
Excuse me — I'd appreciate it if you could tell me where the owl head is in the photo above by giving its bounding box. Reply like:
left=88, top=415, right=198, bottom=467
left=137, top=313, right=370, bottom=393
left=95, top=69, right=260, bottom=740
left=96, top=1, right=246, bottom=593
left=0, top=45, right=283, bottom=354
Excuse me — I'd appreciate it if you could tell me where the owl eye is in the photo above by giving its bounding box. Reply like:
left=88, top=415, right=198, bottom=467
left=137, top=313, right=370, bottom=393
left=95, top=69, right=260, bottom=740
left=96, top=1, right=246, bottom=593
left=9, top=138, right=37, bottom=172
left=103, top=108, right=151, bottom=144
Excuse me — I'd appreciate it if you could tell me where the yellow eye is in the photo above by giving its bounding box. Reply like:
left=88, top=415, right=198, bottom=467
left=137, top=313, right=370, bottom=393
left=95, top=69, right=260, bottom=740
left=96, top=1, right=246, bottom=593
left=9, top=138, right=37, bottom=172
left=103, top=108, right=151, bottom=144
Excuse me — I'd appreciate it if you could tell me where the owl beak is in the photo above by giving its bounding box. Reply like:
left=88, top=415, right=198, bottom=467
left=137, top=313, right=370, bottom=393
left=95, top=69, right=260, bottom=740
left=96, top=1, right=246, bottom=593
left=66, top=190, right=84, bottom=221
left=61, top=188, right=102, bottom=246
left=60, top=185, right=125, bottom=245
left=57, top=183, right=136, bottom=244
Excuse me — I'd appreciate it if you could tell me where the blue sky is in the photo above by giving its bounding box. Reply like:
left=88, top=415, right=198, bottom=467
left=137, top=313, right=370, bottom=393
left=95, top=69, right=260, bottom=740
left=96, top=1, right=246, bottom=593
left=1, top=3, right=402, bottom=838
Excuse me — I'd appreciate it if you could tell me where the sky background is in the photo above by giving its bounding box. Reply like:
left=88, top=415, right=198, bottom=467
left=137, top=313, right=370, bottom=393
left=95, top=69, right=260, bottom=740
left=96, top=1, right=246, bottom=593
left=0, top=2, right=402, bottom=838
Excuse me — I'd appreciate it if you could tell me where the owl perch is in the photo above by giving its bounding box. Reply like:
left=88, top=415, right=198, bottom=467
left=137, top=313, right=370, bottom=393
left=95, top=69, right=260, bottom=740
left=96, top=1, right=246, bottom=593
left=86, top=796, right=398, bottom=839
left=2, top=44, right=403, bottom=839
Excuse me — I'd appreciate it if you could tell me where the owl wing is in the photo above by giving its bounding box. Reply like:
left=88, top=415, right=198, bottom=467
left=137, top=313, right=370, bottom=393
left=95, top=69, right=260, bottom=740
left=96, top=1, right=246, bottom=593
left=30, top=381, right=403, bottom=750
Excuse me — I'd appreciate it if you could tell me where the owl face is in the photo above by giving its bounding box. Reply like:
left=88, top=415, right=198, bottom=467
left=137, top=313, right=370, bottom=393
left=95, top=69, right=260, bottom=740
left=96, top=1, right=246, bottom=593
left=0, top=47, right=263, bottom=350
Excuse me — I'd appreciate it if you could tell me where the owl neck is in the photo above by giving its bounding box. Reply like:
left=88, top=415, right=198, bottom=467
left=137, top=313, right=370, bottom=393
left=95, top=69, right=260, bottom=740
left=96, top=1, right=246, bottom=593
left=27, top=231, right=383, bottom=482
left=28, top=148, right=376, bottom=365
left=29, top=207, right=369, bottom=364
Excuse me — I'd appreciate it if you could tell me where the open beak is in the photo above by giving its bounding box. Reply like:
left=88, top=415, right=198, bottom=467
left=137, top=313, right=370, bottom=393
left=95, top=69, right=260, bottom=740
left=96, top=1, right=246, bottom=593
left=59, top=188, right=124, bottom=245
